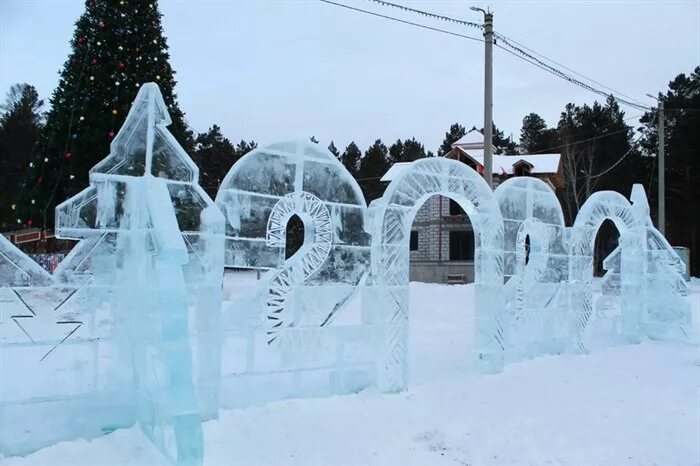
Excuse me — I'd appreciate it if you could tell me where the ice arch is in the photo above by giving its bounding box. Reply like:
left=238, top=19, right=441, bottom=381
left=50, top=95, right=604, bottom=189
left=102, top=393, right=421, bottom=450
left=569, top=190, right=645, bottom=349
left=367, top=157, right=504, bottom=392
left=494, top=177, right=568, bottom=361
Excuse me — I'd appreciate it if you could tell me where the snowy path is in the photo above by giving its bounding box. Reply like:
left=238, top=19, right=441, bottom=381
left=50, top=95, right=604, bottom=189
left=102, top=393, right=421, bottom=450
left=3, top=281, right=699, bottom=466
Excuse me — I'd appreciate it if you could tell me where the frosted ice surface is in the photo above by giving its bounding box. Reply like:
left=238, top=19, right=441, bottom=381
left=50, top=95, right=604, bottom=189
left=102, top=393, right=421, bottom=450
left=214, top=140, right=373, bottom=407
left=1, top=83, right=221, bottom=466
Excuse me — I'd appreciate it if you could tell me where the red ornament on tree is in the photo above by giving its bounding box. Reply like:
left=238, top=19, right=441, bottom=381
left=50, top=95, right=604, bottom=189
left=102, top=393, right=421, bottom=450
left=108, top=130, right=115, bottom=139
left=88, top=1, right=95, bottom=7
left=91, top=58, right=98, bottom=65
left=65, top=152, right=72, bottom=160
left=77, top=37, right=85, bottom=44
left=118, top=62, right=126, bottom=70
left=27, top=219, right=33, bottom=227
left=99, top=21, right=106, bottom=29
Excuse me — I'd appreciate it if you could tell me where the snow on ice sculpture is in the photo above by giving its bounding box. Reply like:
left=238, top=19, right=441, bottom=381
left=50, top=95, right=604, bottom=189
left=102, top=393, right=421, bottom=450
left=0, top=83, right=222, bottom=465
left=367, top=157, right=505, bottom=392
left=215, top=140, right=372, bottom=407
left=494, top=177, right=569, bottom=361
left=569, top=187, right=645, bottom=350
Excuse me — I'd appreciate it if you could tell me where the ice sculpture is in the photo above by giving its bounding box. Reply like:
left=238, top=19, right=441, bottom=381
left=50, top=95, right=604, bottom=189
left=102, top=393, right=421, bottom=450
left=494, top=177, right=569, bottom=361
left=367, top=157, right=505, bottom=392
left=1, top=83, right=223, bottom=466
left=629, top=186, right=691, bottom=343
left=570, top=185, right=692, bottom=349
left=569, top=187, right=647, bottom=349
left=214, top=141, right=373, bottom=407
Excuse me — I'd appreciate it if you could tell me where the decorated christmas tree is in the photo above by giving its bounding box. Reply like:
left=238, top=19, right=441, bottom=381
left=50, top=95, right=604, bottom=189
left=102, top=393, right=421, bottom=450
left=17, top=0, right=192, bottom=230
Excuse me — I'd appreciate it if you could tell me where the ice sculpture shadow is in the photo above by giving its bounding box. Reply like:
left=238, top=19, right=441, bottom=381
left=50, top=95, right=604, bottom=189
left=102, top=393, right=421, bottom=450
left=0, top=83, right=223, bottom=466
left=366, top=157, right=505, bottom=392
left=215, top=141, right=373, bottom=407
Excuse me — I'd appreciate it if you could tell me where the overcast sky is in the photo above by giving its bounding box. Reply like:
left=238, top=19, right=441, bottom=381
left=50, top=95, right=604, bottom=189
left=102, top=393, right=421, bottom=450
left=1, top=0, right=698, bottom=153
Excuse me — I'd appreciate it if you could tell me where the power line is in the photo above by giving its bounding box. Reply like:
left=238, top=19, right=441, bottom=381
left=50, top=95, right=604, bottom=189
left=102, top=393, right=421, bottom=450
left=493, top=32, right=648, bottom=107
left=318, top=0, right=483, bottom=43
left=364, top=0, right=482, bottom=30
left=494, top=39, right=649, bottom=112
left=588, top=147, right=634, bottom=180
left=356, top=0, right=652, bottom=112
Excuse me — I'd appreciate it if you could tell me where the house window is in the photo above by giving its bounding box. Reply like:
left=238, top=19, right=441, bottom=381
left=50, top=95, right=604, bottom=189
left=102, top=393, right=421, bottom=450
left=410, top=231, right=419, bottom=251
left=449, top=199, right=465, bottom=216
left=449, top=230, right=475, bottom=261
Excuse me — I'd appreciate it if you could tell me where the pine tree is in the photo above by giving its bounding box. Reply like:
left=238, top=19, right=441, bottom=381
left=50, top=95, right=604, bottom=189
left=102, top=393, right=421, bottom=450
left=402, top=137, right=426, bottom=162
left=0, top=84, right=44, bottom=230
left=340, top=141, right=361, bottom=177
left=556, top=97, right=638, bottom=223
left=192, top=125, right=238, bottom=199
left=491, top=123, right=517, bottom=154
left=357, top=139, right=389, bottom=203
left=388, top=137, right=427, bottom=164
left=438, top=123, right=466, bottom=156
left=19, top=0, right=192, bottom=229
left=640, top=67, right=700, bottom=274
left=388, top=139, right=404, bottom=165
left=327, top=141, right=340, bottom=160
left=235, top=139, right=257, bottom=157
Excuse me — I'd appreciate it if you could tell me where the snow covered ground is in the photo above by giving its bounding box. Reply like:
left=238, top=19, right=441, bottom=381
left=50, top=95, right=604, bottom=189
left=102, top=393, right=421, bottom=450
left=3, top=277, right=699, bottom=466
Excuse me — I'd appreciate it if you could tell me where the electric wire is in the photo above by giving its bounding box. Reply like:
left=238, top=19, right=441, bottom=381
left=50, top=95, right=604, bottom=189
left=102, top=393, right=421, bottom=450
left=352, top=0, right=652, bottom=111
left=318, top=0, right=484, bottom=43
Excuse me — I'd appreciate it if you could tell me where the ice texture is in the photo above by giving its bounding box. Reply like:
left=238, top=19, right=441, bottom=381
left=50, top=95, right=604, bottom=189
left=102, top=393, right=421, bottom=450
left=366, top=157, right=505, bottom=392
left=494, top=176, right=569, bottom=361
left=214, top=141, right=373, bottom=408
left=1, top=83, right=224, bottom=466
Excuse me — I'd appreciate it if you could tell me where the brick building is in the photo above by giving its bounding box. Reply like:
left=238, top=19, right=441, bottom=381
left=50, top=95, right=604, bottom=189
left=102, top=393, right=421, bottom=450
left=381, top=130, right=562, bottom=283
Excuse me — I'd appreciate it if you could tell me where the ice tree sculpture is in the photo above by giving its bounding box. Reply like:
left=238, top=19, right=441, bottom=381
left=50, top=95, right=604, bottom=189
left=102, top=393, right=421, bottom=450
left=366, top=158, right=504, bottom=392
left=494, top=177, right=569, bottom=361
left=628, top=186, right=691, bottom=343
left=215, top=141, right=373, bottom=407
left=1, top=83, right=222, bottom=466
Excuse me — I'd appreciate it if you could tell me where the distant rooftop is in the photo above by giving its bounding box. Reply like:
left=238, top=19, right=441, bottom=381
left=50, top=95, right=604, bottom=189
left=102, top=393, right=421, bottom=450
left=380, top=161, right=412, bottom=182
left=460, top=151, right=561, bottom=175
left=451, top=130, right=486, bottom=148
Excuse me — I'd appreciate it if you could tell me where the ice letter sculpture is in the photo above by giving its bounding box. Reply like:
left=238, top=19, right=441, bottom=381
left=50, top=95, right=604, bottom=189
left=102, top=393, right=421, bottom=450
left=215, top=141, right=373, bottom=407
left=367, top=157, right=505, bottom=392
left=568, top=184, right=692, bottom=349
left=1, top=83, right=223, bottom=466
left=494, top=176, right=569, bottom=361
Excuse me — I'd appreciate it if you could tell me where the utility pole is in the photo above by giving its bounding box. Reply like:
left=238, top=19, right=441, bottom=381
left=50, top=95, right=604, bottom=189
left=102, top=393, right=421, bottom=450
left=657, top=100, right=665, bottom=235
left=471, top=7, right=494, bottom=188
left=647, top=94, right=665, bottom=235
